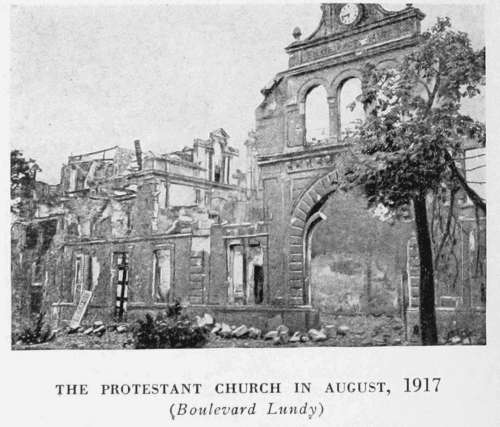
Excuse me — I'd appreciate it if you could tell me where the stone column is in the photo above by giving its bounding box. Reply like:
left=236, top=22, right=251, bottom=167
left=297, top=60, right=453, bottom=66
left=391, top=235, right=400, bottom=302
left=328, top=96, right=340, bottom=144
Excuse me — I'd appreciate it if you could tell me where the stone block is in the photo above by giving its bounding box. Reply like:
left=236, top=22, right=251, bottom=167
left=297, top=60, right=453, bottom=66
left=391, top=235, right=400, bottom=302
left=232, top=325, right=249, bottom=338
left=264, top=330, right=278, bottom=340
left=308, top=328, right=327, bottom=342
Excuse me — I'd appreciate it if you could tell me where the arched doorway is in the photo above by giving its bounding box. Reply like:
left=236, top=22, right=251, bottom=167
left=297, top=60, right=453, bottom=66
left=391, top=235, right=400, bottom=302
left=288, top=170, right=340, bottom=306
left=303, top=211, right=327, bottom=306
left=288, top=170, right=410, bottom=317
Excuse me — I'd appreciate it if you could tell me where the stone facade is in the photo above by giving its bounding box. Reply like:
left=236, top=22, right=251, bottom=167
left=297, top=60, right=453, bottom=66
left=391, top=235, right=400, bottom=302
left=254, top=4, right=424, bottom=311
left=11, top=130, right=269, bottom=327
left=11, top=4, right=486, bottom=332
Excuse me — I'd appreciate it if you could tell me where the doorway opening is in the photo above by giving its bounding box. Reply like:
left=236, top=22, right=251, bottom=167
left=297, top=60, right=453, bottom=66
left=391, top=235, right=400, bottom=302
left=304, top=191, right=404, bottom=318
left=227, top=241, right=265, bottom=305
left=253, top=265, right=264, bottom=304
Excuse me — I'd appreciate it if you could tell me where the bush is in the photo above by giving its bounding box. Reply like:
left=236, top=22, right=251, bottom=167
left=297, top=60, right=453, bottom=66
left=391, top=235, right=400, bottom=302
left=132, top=302, right=208, bottom=349
left=14, top=312, right=54, bottom=345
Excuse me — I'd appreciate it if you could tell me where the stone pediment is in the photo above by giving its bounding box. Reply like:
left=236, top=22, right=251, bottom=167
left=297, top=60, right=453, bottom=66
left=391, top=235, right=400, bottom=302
left=307, top=4, right=401, bottom=41
left=286, top=3, right=424, bottom=68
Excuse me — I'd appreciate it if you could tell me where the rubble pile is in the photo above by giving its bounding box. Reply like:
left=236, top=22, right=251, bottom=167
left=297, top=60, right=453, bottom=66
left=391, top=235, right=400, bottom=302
left=67, top=320, right=129, bottom=337
left=12, top=311, right=486, bottom=349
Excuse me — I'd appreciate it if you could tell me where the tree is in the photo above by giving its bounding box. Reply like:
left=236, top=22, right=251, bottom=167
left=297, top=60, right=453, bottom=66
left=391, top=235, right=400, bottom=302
left=11, top=149, right=41, bottom=215
left=344, top=18, right=485, bottom=345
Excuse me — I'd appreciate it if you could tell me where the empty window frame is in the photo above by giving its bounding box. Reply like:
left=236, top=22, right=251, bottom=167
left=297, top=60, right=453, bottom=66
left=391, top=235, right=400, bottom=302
left=153, top=248, right=173, bottom=303
left=339, top=78, right=364, bottom=138
left=248, top=244, right=264, bottom=305
left=73, top=254, right=83, bottom=301
left=228, top=244, right=245, bottom=304
left=227, top=242, right=264, bottom=305
left=305, top=86, right=330, bottom=144
left=114, top=252, right=129, bottom=320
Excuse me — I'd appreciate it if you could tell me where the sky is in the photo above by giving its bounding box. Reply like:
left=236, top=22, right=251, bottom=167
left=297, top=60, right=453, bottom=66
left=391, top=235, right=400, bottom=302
left=10, top=3, right=485, bottom=184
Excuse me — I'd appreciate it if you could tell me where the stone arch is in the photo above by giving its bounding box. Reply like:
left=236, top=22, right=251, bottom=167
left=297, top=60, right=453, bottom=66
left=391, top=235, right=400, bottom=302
left=287, top=169, right=341, bottom=305
left=331, top=68, right=364, bottom=94
left=294, top=77, right=334, bottom=145
left=328, top=69, right=364, bottom=141
left=297, top=77, right=333, bottom=103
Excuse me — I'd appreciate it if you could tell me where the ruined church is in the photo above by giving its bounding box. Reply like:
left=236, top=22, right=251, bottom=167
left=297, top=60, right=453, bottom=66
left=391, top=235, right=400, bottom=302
left=12, top=4, right=485, bottom=331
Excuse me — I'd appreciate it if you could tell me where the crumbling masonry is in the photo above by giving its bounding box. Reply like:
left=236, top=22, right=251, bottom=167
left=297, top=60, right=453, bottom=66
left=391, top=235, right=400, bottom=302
left=12, top=4, right=485, bottom=332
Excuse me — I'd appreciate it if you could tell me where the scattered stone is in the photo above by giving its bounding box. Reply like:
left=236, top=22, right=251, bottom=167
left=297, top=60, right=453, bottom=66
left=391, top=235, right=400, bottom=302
left=93, top=320, right=104, bottom=328
left=219, top=323, right=232, bottom=338
left=276, top=324, right=289, bottom=335
left=272, top=336, right=281, bottom=345
left=361, top=339, right=373, bottom=346
left=116, top=325, right=128, bottom=334
left=308, top=329, right=327, bottom=342
left=264, top=330, right=278, bottom=340
left=337, top=325, right=350, bottom=336
left=266, top=314, right=283, bottom=332
left=211, top=323, right=222, bottom=334
left=289, top=331, right=301, bottom=343
left=392, top=324, right=403, bottom=331
left=202, top=313, right=214, bottom=326
left=392, top=338, right=402, bottom=345
left=277, top=330, right=289, bottom=344
left=461, top=337, right=471, bottom=345
left=449, top=336, right=461, bottom=345
left=300, top=335, right=310, bottom=343
left=233, top=325, right=249, bottom=338
left=83, top=327, right=94, bottom=335
left=373, top=338, right=386, bottom=346
left=93, top=325, right=106, bottom=336
left=248, top=327, right=261, bottom=339
left=477, top=337, right=486, bottom=345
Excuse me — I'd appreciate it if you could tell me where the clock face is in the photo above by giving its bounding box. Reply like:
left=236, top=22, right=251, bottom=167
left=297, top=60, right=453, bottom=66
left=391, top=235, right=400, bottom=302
left=339, top=4, right=360, bottom=25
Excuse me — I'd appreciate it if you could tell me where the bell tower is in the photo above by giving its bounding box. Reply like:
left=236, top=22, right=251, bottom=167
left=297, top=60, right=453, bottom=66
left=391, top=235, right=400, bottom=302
left=253, top=4, right=425, bottom=309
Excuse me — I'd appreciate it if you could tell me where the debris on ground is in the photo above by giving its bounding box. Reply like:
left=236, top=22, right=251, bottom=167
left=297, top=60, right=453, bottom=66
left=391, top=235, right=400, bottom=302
left=11, top=312, right=487, bottom=350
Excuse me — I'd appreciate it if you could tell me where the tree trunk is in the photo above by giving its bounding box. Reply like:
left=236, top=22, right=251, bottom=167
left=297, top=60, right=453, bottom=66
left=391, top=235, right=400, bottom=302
left=413, top=194, right=438, bottom=345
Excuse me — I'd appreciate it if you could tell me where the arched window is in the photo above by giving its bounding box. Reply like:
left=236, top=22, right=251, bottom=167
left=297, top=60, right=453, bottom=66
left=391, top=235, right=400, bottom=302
left=339, top=78, right=364, bottom=138
left=213, top=142, right=223, bottom=183
left=305, top=86, right=330, bottom=144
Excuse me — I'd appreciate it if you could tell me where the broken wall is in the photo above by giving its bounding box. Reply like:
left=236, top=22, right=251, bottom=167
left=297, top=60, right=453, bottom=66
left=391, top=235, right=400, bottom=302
left=311, top=191, right=411, bottom=315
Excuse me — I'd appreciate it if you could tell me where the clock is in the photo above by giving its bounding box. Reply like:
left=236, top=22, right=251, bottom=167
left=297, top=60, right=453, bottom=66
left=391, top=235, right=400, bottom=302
left=339, top=4, right=361, bottom=25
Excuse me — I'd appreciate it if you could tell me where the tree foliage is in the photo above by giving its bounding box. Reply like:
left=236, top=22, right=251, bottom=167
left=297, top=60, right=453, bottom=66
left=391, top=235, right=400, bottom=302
left=11, top=149, right=40, bottom=200
left=346, top=17, right=485, bottom=214
left=345, top=18, right=485, bottom=345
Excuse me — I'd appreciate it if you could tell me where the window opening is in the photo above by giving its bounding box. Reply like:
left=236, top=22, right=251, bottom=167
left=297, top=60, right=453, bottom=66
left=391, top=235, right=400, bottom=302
left=305, top=85, right=330, bottom=144
left=114, top=252, right=129, bottom=320
left=340, top=78, right=364, bottom=138
left=153, top=249, right=172, bottom=303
